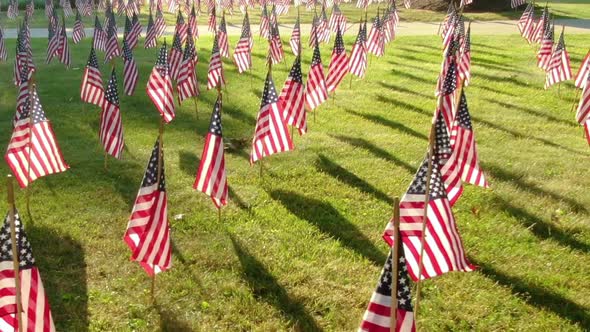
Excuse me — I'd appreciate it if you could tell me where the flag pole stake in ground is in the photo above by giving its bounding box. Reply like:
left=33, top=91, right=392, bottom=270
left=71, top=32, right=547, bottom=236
left=390, top=196, right=401, bottom=332
left=7, top=175, right=23, bottom=331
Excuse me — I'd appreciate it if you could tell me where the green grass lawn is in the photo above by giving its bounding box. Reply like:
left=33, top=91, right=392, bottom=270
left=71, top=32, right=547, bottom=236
left=0, top=32, right=590, bottom=331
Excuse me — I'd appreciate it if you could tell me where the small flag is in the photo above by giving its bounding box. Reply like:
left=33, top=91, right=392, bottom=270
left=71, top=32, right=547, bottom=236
left=512, top=0, right=526, bottom=8
left=122, top=38, right=139, bottom=96
left=269, top=18, right=284, bottom=64
left=575, top=72, right=590, bottom=145
left=259, top=4, right=270, bottom=39
left=175, top=10, right=188, bottom=45
left=177, top=30, right=199, bottom=103
left=328, top=3, right=346, bottom=34
left=81, top=47, right=105, bottom=106
left=189, top=4, right=199, bottom=39
left=105, top=11, right=121, bottom=63
left=367, top=13, right=385, bottom=57
left=93, top=15, right=107, bottom=52
left=574, top=50, right=590, bottom=89
left=349, top=20, right=368, bottom=78
left=145, top=10, right=158, bottom=49
left=100, top=69, right=125, bottom=159
left=72, top=10, right=86, bottom=44
left=280, top=56, right=307, bottom=135
left=305, top=41, right=328, bottom=111
left=169, top=29, right=184, bottom=81
left=207, top=34, right=226, bottom=90
left=147, top=42, right=176, bottom=123
left=290, top=14, right=301, bottom=56
left=537, top=23, right=554, bottom=70
left=218, top=12, right=230, bottom=58
left=233, top=12, right=253, bottom=73
left=458, top=25, right=471, bottom=85
left=208, top=6, right=217, bottom=32
left=326, top=27, right=348, bottom=93
left=545, top=28, right=572, bottom=89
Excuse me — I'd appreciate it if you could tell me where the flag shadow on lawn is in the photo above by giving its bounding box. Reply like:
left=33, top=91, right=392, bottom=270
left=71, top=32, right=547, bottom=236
left=390, top=68, right=433, bottom=85
left=377, top=81, right=433, bottom=100
left=484, top=98, right=577, bottom=127
left=269, top=189, right=387, bottom=266
left=154, top=302, right=195, bottom=331
left=344, top=109, right=428, bottom=142
left=376, top=95, right=431, bottom=118
left=474, top=259, right=590, bottom=329
left=178, top=150, right=199, bottom=176
left=230, top=235, right=322, bottom=332
left=28, top=225, right=89, bottom=331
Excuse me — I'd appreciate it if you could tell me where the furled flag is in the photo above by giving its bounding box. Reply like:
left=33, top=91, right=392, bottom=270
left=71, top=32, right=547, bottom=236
left=194, top=96, right=228, bottom=208
left=290, top=14, right=301, bottom=56
left=14, top=61, right=31, bottom=124
left=25, top=0, right=35, bottom=17
left=73, top=10, right=86, bottom=44
left=574, top=49, right=590, bottom=89
left=250, top=71, right=294, bottom=164
left=440, top=2, right=456, bottom=39
left=381, top=6, right=395, bottom=45
left=367, top=12, right=385, bottom=57
left=326, top=27, right=348, bottom=93
left=129, top=13, right=142, bottom=49
left=123, top=16, right=137, bottom=50
left=537, top=23, right=554, bottom=70
left=382, top=154, right=475, bottom=281
left=449, top=91, right=488, bottom=188
left=145, top=10, right=158, bottom=49
left=359, top=246, right=416, bottom=332
left=0, top=27, right=6, bottom=62
left=328, top=3, right=346, bottom=34
left=511, top=0, right=526, bottom=8
left=305, top=41, right=328, bottom=111
left=460, top=0, right=473, bottom=6
left=57, top=17, right=71, bottom=67
left=147, top=42, right=176, bottom=123
left=356, top=0, right=369, bottom=10
left=233, top=12, right=253, bottom=73
left=7, top=0, right=18, bottom=19
left=438, top=60, right=458, bottom=133
left=523, top=8, right=536, bottom=43
left=207, top=34, right=226, bottom=90
left=260, top=4, right=270, bottom=39
left=545, top=28, right=572, bottom=89
left=309, top=14, right=319, bottom=48
left=404, top=0, right=411, bottom=8
left=105, top=11, right=121, bottom=63
left=434, top=111, right=463, bottom=206
left=348, top=19, right=367, bottom=78
left=126, top=0, right=139, bottom=17
left=14, top=28, right=35, bottom=87
left=576, top=72, right=590, bottom=145
left=442, top=12, right=459, bottom=52
left=218, top=12, right=230, bottom=58
left=122, top=38, right=139, bottom=96
left=100, top=69, right=125, bottom=159
left=458, top=24, right=471, bottom=85
left=5, top=87, right=69, bottom=188
left=81, top=47, right=105, bottom=106
left=169, top=30, right=184, bottom=81
left=93, top=15, right=107, bottom=52
left=124, top=139, right=172, bottom=276
left=317, top=5, right=330, bottom=44
left=46, top=21, right=62, bottom=64
left=532, top=6, right=549, bottom=44
left=269, top=18, right=284, bottom=64
left=280, top=56, right=307, bottom=135
left=175, top=10, right=188, bottom=45
left=177, top=30, right=199, bottom=103
left=189, top=4, right=199, bottom=39
left=208, top=6, right=217, bottom=32
left=45, top=0, right=54, bottom=18
left=517, top=3, right=533, bottom=36
left=0, top=211, right=56, bottom=331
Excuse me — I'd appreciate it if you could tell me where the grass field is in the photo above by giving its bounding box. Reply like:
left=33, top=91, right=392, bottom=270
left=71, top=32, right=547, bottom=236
left=0, top=30, right=590, bottom=331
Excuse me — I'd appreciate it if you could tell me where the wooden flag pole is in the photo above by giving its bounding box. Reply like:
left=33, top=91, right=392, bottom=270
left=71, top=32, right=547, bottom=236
left=193, top=97, right=199, bottom=120
left=25, top=81, right=35, bottom=220
left=390, top=197, right=401, bottom=332
left=571, top=88, right=581, bottom=112
left=7, top=175, right=23, bottom=332
left=151, top=118, right=164, bottom=303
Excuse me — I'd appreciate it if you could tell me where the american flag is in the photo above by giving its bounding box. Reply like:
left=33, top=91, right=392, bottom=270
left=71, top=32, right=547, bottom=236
left=81, top=47, right=105, bottom=106
left=13, top=29, right=33, bottom=87
left=125, top=0, right=139, bottom=17
left=105, top=11, right=121, bottom=63
left=458, top=25, right=471, bottom=85
left=404, top=0, right=411, bottom=8
left=440, top=2, right=456, bottom=39
left=449, top=91, right=488, bottom=188
left=177, top=32, right=199, bottom=103
left=0, top=211, right=56, bottom=331
left=511, top=0, right=527, bottom=9
left=250, top=71, right=294, bottom=164
left=7, top=0, right=18, bottom=19
left=147, top=43, right=176, bottom=123
left=73, top=10, right=86, bottom=44
left=124, top=139, right=172, bottom=276
left=518, top=3, right=533, bottom=36
left=57, top=18, right=71, bottom=67
left=233, top=13, right=253, bottom=73
left=576, top=72, right=590, bottom=145
left=356, top=0, right=369, bottom=10
left=194, top=96, right=228, bottom=208
left=326, top=27, right=348, bottom=93
left=328, top=4, right=346, bottom=34
left=208, top=6, right=217, bottom=32
left=5, top=88, right=69, bottom=188
left=62, top=0, right=74, bottom=17
left=348, top=20, right=367, bottom=78
left=545, top=28, right=572, bottom=89
left=25, top=0, right=35, bottom=18
left=93, top=15, right=107, bottom=52
left=100, top=69, right=125, bottom=159
left=123, top=16, right=137, bottom=50
left=0, top=27, right=6, bottom=62
left=382, top=154, right=475, bottom=281
left=122, top=38, right=139, bottom=96
left=309, top=14, right=319, bottom=48
left=189, top=4, right=199, bottom=39
left=537, top=23, right=554, bottom=70
left=523, top=8, right=536, bottom=43
left=45, top=0, right=54, bottom=18
left=46, top=22, right=62, bottom=64
left=574, top=50, right=590, bottom=89
left=460, top=0, right=473, bottom=5
left=532, top=6, right=549, bottom=44
left=305, top=41, right=328, bottom=111
left=175, top=10, right=188, bottom=46
left=442, top=13, right=458, bottom=52
left=434, top=111, right=463, bottom=206
left=290, top=15, right=301, bottom=56
left=438, top=60, right=458, bottom=133
left=14, top=62, right=31, bottom=125
left=218, top=13, right=230, bottom=58
left=280, top=56, right=307, bottom=135
left=155, top=6, right=167, bottom=38
left=317, top=5, right=330, bottom=44
left=167, top=0, right=178, bottom=13
left=259, top=5, right=270, bottom=39
left=358, top=247, right=416, bottom=332
left=145, top=10, right=158, bottom=49
left=168, top=30, right=184, bottom=81
left=130, top=14, right=142, bottom=49
left=381, top=7, right=394, bottom=45
left=367, top=14, right=384, bottom=57
left=269, top=19, right=284, bottom=64
left=207, top=34, right=226, bottom=90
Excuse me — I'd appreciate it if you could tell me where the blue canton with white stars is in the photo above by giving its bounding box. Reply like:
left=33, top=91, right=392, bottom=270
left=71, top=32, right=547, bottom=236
left=105, top=70, right=119, bottom=106
left=443, top=61, right=457, bottom=96
left=208, top=98, right=223, bottom=136
left=0, top=212, right=35, bottom=269
left=289, top=56, right=303, bottom=83
left=87, top=47, right=100, bottom=68
left=406, top=155, right=446, bottom=200
left=457, top=92, right=473, bottom=130
left=141, top=139, right=166, bottom=191
left=261, top=73, right=279, bottom=107
left=375, top=250, right=413, bottom=312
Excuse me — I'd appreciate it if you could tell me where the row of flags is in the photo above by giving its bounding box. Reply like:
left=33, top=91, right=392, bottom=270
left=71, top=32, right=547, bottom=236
left=517, top=3, right=590, bottom=146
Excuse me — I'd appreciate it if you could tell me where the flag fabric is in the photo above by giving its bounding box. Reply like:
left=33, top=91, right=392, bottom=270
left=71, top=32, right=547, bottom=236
left=100, top=69, right=125, bottom=159
left=404, top=0, right=411, bottom=8
left=193, top=96, right=228, bottom=208
left=317, top=5, right=330, bottom=44
left=532, top=6, right=549, bottom=44
left=57, top=18, right=71, bottom=67
left=154, top=6, right=167, bottom=38
left=511, top=0, right=526, bottom=8
left=537, top=23, right=554, bottom=70
left=81, top=47, right=105, bottom=106
left=348, top=20, right=367, bottom=78
left=260, top=5, right=270, bottom=39
left=14, top=28, right=35, bottom=87
left=382, top=154, right=475, bottom=281
left=233, top=13, right=253, bottom=73
left=175, top=10, right=188, bottom=46
left=545, top=29, right=572, bottom=89
left=5, top=88, right=69, bottom=188
left=14, top=62, right=31, bottom=125
left=449, top=91, right=488, bottom=188
left=122, top=39, right=139, bottom=96
left=7, top=0, right=18, bottom=19
left=208, top=6, right=217, bottom=32
left=367, top=13, right=385, bottom=57
left=309, top=15, right=319, bottom=48
left=125, top=14, right=140, bottom=50
left=46, top=24, right=62, bottom=64
left=440, top=2, right=456, bottom=39
left=93, top=15, right=107, bottom=52
left=305, top=42, right=328, bottom=110
left=574, top=50, right=590, bottom=89
left=189, top=5, right=199, bottom=39
left=73, top=10, right=86, bottom=44
left=523, top=9, right=536, bottom=43
left=0, top=27, right=7, bottom=62
left=328, top=4, right=346, bottom=33
left=218, top=13, right=230, bottom=58
left=45, top=0, right=54, bottom=18
left=169, top=30, right=184, bottom=81
left=290, top=15, right=301, bottom=56
left=326, top=27, right=348, bottom=93
left=576, top=72, right=590, bottom=145
left=438, top=60, right=458, bottom=132
left=358, top=248, right=416, bottom=332
left=145, top=10, right=158, bottom=49
left=269, top=19, right=285, bottom=64
left=105, top=12, right=121, bottom=63
left=250, top=71, right=294, bottom=164
left=434, top=111, right=463, bottom=206
left=458, top=25, right=471, bottom=85
left=177, top=32, right=199, bottom=103
left=147, top=43, right=176, bottom=123
left=460, top=0, right=472, bottom=6
left=0, top=211, right=56, bottom=331
left=124, top=139, right=172, bottom=276
left=207, top=34, right=226, bottom=90
left=280, top=56, right=307, bottom=135
left=518, top=3, right=533, bottom=36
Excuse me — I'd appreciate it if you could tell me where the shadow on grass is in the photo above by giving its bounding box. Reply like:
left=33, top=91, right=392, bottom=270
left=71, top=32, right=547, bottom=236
left=155, top=302, right=194, bottom=331
left=476, top=72, right=529, bottom=88
left=390, top=68, right=433, bottom=85
left=228, top=186, right=251, bottom=211
left=345, top=109, right=428, bottom=141
left=377, top=81, right=433, bottom=100
left=376, top=94, right=432, bottom=118
left=471, top=84, right=518, bottom=97
left=230, top=235, right=322, bottom=331
left=28, top=225, right=88, bottom=331
left=330, top=135, right=415, bottom=174
left=178, top=150, right=199, bottom=177
left=270, top=190, right=387, bottom=266
left=483, top=98, right=576, bottom=127
left=475, top=259, right=590, bottom=329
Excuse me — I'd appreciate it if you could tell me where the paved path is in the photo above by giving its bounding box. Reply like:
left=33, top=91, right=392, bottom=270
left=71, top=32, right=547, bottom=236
left=2, top=19, right=590, bottom=38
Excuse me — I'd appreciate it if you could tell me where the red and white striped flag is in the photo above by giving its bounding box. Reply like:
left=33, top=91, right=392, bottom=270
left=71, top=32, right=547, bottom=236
left=93, top=15, right=107, bottom=52
left=189, top=4, right=199, bottom=39
left=382, top=155, right=475, bottom=281
left=208, top=6, right=217, bottom=32
left=233, top=12, right=253, bottom=73
left=105, top=12, right=121, bottom=63
left=194, top=96, right=228, bottom=208
left=348, top=20, right=367, bottom=78
left=177, top=31, right=199, bottom=103
left=269, top=20, right=284, bottom=64
left=440, top=2, right=456, bottom=38
left=574, top=49, right=590, bottom=89
left=259, top=5, right=270, bottom=39
left=169, top=30, right=184, bottom=81
left=81, top=47, right=105, bottom=106
left=458, top=25, right=471, bottom=85
left=523, top=9, right=536, bottom=43
left=512, top=0, right=526, bottom=9
left=5, top=88, right=69, bottom=188
left=531, top=6, right=549, bottom=44
left=14, top=29, right=35, bottom=87
left=305, top=41, right=328, bottom=111
left=175, top=10, right=188, bottom=46
left=124, top=14, right=140, bottom=50
left=537, top=23, right=554, bottom=70
left=218, top=13, right=230, bottom=58
left=122, top=38, right=139, bottom=96
left=434, top=111, right=463, bottom=206
left=0, top=212, right=56, bottom=331
left=145, top=10, right=158, bottom=49
left=290, top=15, right=301, bottom=56
left=517, top=3, right=533, bottom=36
left=155, top=6, right=167, bottom=38
left=73, top=10, right=86, bottom=44
left=0, top=27, right=6, bottom=62
left=328, top=3, right=346, bottom=34
left=7, top=0, right=18, bottom=18
left=124, top=139, right=172, bottom=276
left=576, top=72, right=590, bottom=146
left=14, top=62, right=31, bottom=125
left=545, top=28, right=572, bottom=89
left=280, top=56, right=307, bottom=135
left=317, top=5, right=330, bottom=44
left=57, top=18, right=71, bottom=67
left=147, top=42, right=176, bottom=123
left=438, top=60, right=458, bottom=133
left=460, top=0, right=473, bottom=6
left=326, top=27, right=348, bottom=93
left=100, top=69, right=125, bottom=159
left=367, top=14, right=384, bottom=57
left=46, top=24, right=62, bottom=64
left=207, top=34, right=226, bottom=90
left=250, top=71, right=294, bottom=164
